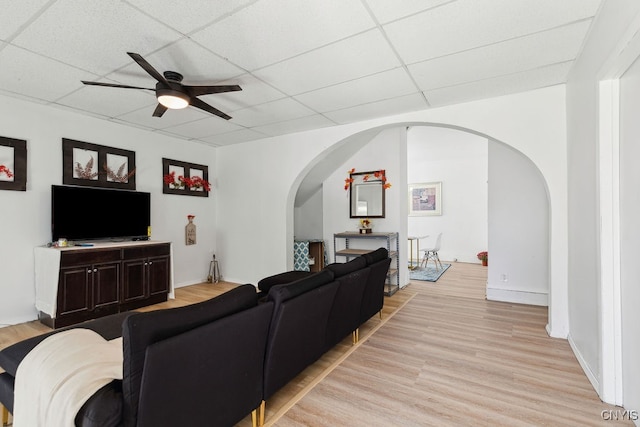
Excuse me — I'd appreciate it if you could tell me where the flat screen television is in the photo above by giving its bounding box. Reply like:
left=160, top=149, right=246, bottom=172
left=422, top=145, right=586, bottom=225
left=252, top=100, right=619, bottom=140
left=52, top=185, right=150, bottom=242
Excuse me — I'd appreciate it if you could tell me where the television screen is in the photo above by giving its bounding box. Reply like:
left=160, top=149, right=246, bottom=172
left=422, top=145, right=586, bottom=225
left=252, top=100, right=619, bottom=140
left=52, top=185, right=150, bottom=242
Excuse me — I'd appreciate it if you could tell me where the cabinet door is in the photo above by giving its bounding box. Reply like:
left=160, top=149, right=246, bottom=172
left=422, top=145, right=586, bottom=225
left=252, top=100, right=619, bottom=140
left=58, top=266, right=92, bottom=316
left=148, top=256, right=170, bottom=296
left=93, top=262, right=120, bottom=309
left=122, top=259, right=147, bottom=303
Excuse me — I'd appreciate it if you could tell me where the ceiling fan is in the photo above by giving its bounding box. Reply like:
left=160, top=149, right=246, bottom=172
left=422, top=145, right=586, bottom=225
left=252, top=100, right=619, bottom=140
left=81, top=52, right=241, bottom=120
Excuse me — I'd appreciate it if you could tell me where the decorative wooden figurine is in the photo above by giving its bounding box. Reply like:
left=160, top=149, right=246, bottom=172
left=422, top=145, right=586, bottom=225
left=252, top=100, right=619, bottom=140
left=185, top=215, right=196, bottom=245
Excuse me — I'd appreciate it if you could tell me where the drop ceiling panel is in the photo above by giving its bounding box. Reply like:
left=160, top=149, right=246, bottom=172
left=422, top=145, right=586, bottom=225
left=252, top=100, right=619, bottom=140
left=161, top=116, right=243, bottom=139
left=253, top=29, right=401, bottom=95
left=425, top=62, right=572, bottom=107
left=324, top=93, right=428, bottom=124
left=252, top=114, right=336, bottom=137
left=409, top=20, right=591, bottom=91
left=0, top=45, right=97, bottom=102
left=230, top=98, right=317, bottom=127
left=201, top=129, right=269, bottom=146
left=103, top=39, right=245, bottom=89
left=12, top=0, right=181, bottom=76
left=123, top=0, right=259, bottom=34
left=116, top=104, right=210, bottom=130
left=384, top=0, right=603, bottom=65
left=364, top=0, right=452, bottom=24
left=294, top=68, right=418, bottom=112
left=0, top=0, right=51, bottom=39
left=201, top=74, right=286, bottom=113
left=56, top=85, right=157, bottom=118
left=190, top=0, right=376, bottom=70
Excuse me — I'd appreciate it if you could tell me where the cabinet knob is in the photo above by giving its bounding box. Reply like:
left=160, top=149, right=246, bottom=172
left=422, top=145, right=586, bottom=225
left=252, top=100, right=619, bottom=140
left=87, top=269, right=92, bottom=274
left=149, top=261, right=153, bottom=265
left=93, top=268, right=97, bottom=273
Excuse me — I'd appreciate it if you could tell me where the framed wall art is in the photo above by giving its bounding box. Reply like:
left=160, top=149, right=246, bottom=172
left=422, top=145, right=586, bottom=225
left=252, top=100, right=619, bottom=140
left=162, top=158, right=210, bottom=197
left=408, top=182, right=442, bottom=216
left=0, top=136, right=27, bottom=191
left=62, top=138, right=136, bottom=190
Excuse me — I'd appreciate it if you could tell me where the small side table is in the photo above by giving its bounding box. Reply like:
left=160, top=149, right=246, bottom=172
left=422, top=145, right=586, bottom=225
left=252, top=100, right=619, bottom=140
left=408, top=236, right=428, bottom=270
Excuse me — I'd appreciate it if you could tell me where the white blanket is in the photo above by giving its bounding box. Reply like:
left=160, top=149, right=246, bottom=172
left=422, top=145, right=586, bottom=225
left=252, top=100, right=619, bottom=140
left=13, top=329, right=123, bottom=427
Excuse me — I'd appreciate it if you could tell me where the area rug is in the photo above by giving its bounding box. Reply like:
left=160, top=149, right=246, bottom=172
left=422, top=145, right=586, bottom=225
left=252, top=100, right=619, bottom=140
left=409, top=263, right=451, bottom=282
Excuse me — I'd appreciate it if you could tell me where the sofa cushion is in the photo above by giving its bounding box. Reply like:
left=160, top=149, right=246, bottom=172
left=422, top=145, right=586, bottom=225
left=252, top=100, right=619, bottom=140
left=74, top=381, right=123, bottom=427
left=363, top=247, right=389, bottom=265
left=267, top=269, right=334, bottom=304
left=0, top=372, right=14, bottom=413
left=0, top=311, right=132, bottom=378
left=257, top=270, right=314, bottom=293
left=325, top=256, right=366, bottom=278
left=121, top=284, right=259, bottom=427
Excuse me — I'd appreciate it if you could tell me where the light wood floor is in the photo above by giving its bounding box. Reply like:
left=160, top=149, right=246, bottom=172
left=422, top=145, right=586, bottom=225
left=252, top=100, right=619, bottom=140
left=0, top=263, right=630, bottom=426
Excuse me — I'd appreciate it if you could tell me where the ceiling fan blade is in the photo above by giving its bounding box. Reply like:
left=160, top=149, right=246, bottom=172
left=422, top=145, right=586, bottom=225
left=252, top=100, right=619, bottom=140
left=185, top=85, right=242, bottom=97
left=127, top=52, right=169, bottom=85
left=81, top=81, right=154, bottom=91
left=190, top=97, right=232, bottom=120
left=152, top=103, right=168, bottom=117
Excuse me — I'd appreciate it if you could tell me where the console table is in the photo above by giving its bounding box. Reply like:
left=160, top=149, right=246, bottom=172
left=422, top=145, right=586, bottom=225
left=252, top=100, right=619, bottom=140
left=333, top=231, right=399, bottom=296
left=35, top=241, right=174, bottom=328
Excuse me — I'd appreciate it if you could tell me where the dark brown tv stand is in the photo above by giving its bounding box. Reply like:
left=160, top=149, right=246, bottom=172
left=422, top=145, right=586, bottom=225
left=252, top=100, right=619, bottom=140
left=35, top=241, right=172, bottom=329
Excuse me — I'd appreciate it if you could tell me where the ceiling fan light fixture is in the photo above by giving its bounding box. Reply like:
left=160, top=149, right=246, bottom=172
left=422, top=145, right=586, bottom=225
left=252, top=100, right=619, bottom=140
left=157, top=89, right=189, bottom=109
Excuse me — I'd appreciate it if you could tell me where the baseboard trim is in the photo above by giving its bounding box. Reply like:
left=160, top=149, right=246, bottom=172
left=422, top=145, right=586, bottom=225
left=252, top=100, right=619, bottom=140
left=486, top=287, right=548, bottom=306
left=568, top=333, right=600, bottom=396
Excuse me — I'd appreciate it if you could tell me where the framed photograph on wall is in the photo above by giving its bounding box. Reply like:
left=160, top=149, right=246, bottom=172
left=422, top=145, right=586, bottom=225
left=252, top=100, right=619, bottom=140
left=408, top=182, right=442, bottom=216
left=0, top=136, right=27, bottom=191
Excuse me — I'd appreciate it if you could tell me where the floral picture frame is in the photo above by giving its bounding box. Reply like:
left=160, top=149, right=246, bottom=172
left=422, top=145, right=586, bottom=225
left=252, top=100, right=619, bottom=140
left=162, top=158, right=210, bottom=197
left=0, top=136, right=27, bottom=191
left=408, top=182, right=442, bottom=216
left=62, top=138, right=136, bottom=189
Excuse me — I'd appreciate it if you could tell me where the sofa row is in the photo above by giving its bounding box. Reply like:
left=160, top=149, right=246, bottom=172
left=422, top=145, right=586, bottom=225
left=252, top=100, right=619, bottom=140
left=0, top=247, right=391, bottom=427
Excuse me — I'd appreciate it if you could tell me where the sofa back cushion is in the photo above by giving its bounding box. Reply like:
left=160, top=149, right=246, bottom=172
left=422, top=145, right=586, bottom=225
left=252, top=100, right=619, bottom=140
left=325, top=256, right=366, bottom=278
left=325, top=267, right=371, bottom=349
left=121, top=284, right=258, bottom=427
left=264, top=270, right=338, bottom=400
left=360, top=257, right=392, bottom=324
left=135, top=302, right=273, bottom=427
left=363, top=247, right=389, bottom=265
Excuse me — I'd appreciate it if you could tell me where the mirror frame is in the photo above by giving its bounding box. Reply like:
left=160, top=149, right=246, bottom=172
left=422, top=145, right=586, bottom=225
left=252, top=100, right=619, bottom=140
left=349, top=170, right=386, bottom=218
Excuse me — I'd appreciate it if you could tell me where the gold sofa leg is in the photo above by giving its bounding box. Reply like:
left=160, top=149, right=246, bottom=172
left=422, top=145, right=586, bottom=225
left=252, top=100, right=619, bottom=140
left=379, top=310, right=382, bottom=320
left=1, top=403, right=8, bottom=427
left=251, top=408, right=257, bottom=427
left=352, top=328, right=359, bottom=344
left=258, top=400, right=266, bottom=427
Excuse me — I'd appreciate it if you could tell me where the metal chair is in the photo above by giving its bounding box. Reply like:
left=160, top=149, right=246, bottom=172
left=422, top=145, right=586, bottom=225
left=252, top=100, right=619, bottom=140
left=420, top=233, right=443, bottom=270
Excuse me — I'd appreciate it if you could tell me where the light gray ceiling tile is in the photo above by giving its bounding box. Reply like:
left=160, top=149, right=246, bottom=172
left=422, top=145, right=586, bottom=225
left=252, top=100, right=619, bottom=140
left=251, top=114, right=337, bottom=137
left=116, top=104, right=210, bottom=130
left=424, top=62, right=573, bottom=107
left=384, top=0, right=602, bottom=64
left=324, top=93, right=429, bottom=124
left=253, top=30, right=400, bottom=95
left=200, top=129, right=269, bottom=146
left=162, top=116, right=244, bottom=139
left=124, top=0, right=258, bottom=34
left=12, top=0, right=181, bottom=75
left=364, top=0, right=453, bottom=24
left=409, top=20, right=592, bottom=91
left=201, top=74, right=286, bottom=113
left=190, top=0, right=375, bottom=70
left=294, top=68, right=418, bottom=112
left=0, top=45, right=98, bottom=102
left=0, top=0, right=51, bottom=39
left=56, top=85, right=157, bottom=118
left=230, top=98, right=316, bottom=127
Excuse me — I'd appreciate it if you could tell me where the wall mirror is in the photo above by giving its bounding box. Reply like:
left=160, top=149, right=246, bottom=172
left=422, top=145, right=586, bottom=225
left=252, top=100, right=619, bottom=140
left=350, top=170, right=385, bottom=218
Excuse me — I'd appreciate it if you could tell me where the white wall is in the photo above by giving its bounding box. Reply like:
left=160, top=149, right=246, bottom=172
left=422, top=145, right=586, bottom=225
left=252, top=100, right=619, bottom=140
left=322, top=127, right=408, bottom=286
left=488, top=143, right=549, bottom=306
left=566, top=0, right=640, bottom=401
left=619, top=53, right=640, bottom=422
left=217, top=85, right=567, bottom=336
left=0, top=95, right=217, bottom=326
left=294, top=187, right=323, bottom=241
left=406, top=126, right=488, bottom=264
